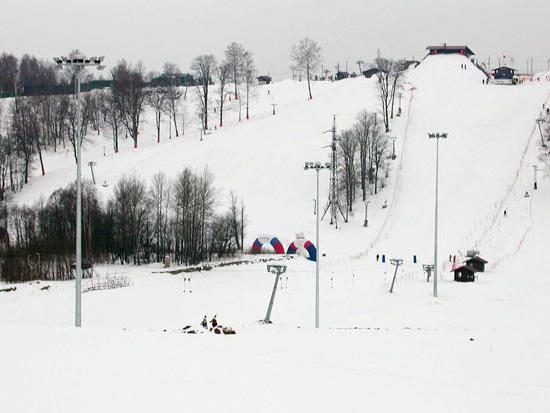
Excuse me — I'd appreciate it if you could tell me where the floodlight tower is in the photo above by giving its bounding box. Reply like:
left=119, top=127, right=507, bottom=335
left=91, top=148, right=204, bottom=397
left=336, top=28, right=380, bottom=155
left=428, top=132, right=448, bottom=298
left=53, top=54, right=105, bottom=327
left=304, top=161, right=331, bottom=328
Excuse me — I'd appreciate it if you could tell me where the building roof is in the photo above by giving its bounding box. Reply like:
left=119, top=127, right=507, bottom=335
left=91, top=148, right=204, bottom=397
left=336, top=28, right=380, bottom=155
left=451, top=264, right=478, bottom=273
left=465, top=256, right=488, bottom=264
left=426, top=45, right=475, bottom=55
left=491, top=66, right=517, bottom=72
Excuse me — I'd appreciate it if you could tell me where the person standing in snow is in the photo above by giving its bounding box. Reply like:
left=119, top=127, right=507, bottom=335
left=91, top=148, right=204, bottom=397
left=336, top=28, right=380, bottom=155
left=201, top=315, right=208, bottom=329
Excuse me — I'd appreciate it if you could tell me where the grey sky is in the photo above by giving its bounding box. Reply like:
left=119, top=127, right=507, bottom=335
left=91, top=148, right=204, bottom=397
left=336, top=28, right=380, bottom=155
left=2, top=0, right=549, bottom=78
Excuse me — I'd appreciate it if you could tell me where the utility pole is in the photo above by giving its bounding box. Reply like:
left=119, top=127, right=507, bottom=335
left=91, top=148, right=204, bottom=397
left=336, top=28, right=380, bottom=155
left=304, top=161, right=331, bottom=328
left=321, top=116, right=346, bottom=227
left=53, top=54, right=105, bottom=327
left=263, top=264, right=287, bottom=324
left=87, top=161, right=96, bottom=184
left=357, top=60, right=364, bottom=75
left=533, top=165, right=539, bottom=190
left=389, top=258, right=403, bottom=293
left=398, top=92, right=403, bottom=116
left=428, top=132, right=448, bottom=298
left=363, top=200, right=370, bottom=227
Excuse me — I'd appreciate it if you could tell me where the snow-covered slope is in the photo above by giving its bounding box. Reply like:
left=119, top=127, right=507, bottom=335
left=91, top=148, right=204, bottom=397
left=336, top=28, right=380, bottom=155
left=375, top=54, right=550, bottom=265
left=13, top=54, right=550, bottom=266
left=2, top=54, right=550, bottom=412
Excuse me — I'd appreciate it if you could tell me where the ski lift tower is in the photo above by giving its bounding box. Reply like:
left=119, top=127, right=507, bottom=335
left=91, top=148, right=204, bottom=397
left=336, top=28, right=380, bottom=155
left=321, top=115, right=347, bottom=228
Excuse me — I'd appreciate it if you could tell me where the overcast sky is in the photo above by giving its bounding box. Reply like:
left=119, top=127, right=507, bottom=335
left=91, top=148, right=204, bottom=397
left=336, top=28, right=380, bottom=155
left=2, top=0, right=549, bottom=78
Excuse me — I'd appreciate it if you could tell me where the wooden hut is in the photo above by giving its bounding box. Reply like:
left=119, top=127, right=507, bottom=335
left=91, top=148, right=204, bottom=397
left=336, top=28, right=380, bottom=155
left=257, top=75, right=272, bottom=85
left=335, top=71, right=350, bottom=80
left=362, top=68, right=379, bottom=78
left=452, top=264, right=477, bottom=282
left=491, top=67, right=518, bottom=84
left=464, top=256, right=488, bottom=272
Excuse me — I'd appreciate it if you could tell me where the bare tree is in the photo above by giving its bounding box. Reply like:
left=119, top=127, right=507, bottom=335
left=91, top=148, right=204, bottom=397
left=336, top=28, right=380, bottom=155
left=162, top=62, right=183, bottom=137
left=149, top=172, right=171, bottom=262
left=146, top=79, right=168, bottom=143
left=243, top=51, right=256, bottom=120
left=290, top=38, right=322, bottom=100
left=375, top=57, right=393, bottom=133
left=191, top=55, right=217, bottom=131
left=224, top=42, right=246, bottom=100
left=216, top=61, right=231, bottom=127
left=111, top=60, right=147, bottom=148
left=353, top=110, right=376, bottom=201
left=0, top=53, right=19, bottom=96
left=104, top=90, right=122, bottom=153
left=338, top=129, right=358, bottom=216
left=390, top=60, right=406, bottom=119
left=370, top=116, right=388, bottom=194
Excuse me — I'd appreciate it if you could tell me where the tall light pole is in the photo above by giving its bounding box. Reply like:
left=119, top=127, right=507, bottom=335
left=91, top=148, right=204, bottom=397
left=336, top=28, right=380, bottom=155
left=390, top=136, right=397, bottom=159
left=363, top=200, right=370, bottom=227
left=428, top=132, right=448, bottom=298
left=304, top=161, right=331, bottom=328
left=53, top=54, right=105, bottom=327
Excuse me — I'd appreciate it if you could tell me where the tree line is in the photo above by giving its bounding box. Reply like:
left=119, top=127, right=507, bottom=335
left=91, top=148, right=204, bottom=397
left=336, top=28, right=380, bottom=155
left=0, top=169, right=245, bottom=282
left=337, top=110, right=391, bottom=221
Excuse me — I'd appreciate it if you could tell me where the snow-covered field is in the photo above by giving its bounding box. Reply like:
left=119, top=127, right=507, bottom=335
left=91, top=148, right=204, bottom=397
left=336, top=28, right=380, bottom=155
left=2, top=54, right=550, bottom=412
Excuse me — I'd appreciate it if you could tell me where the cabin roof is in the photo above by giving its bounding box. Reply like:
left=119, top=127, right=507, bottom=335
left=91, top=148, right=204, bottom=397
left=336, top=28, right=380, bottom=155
left=426, top=45, right=475, bottom=55
left=465, top=256, right=488, bottom=264
left=491, top=66, right=516, bottom=72
left=451, top=264, right=478, bottom=273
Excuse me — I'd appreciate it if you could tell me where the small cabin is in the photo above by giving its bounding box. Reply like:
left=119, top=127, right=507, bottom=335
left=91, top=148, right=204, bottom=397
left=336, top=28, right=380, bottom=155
left=492, top=67, right=516, bottom=80
left=491, top=67, right=518, bottom=84
left=452, top=264, right=478, bottom=282
left=426, top=44, right=475, bottom=58
left=401, top=60, right=420, bottom=70
left=335, top=71, right=350, bottom=80
left=257, top=75, right=272, bottom=85
left=362, top=68, right=379, bottom=78
left=464, top=256, right=488, bottom=272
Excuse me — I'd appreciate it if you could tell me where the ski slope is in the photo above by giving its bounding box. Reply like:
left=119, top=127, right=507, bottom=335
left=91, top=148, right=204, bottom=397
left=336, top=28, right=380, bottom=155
left=375, top=54, right=550, bottom=266
left=2, top=54, right=550, bottom=412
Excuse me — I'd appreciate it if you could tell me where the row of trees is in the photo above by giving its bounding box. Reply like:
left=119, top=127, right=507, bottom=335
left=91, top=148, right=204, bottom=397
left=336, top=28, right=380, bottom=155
left=191, top=42, right=257, bottom=131
left=1, top=169, right=246, bottom=282
left=0, top=44, right=261, bottom=200
left=337, top=110, right=391, bottom=219
left=375, top=57, right=407, bottom=132
left=0, top=53, right=58, bottom=97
